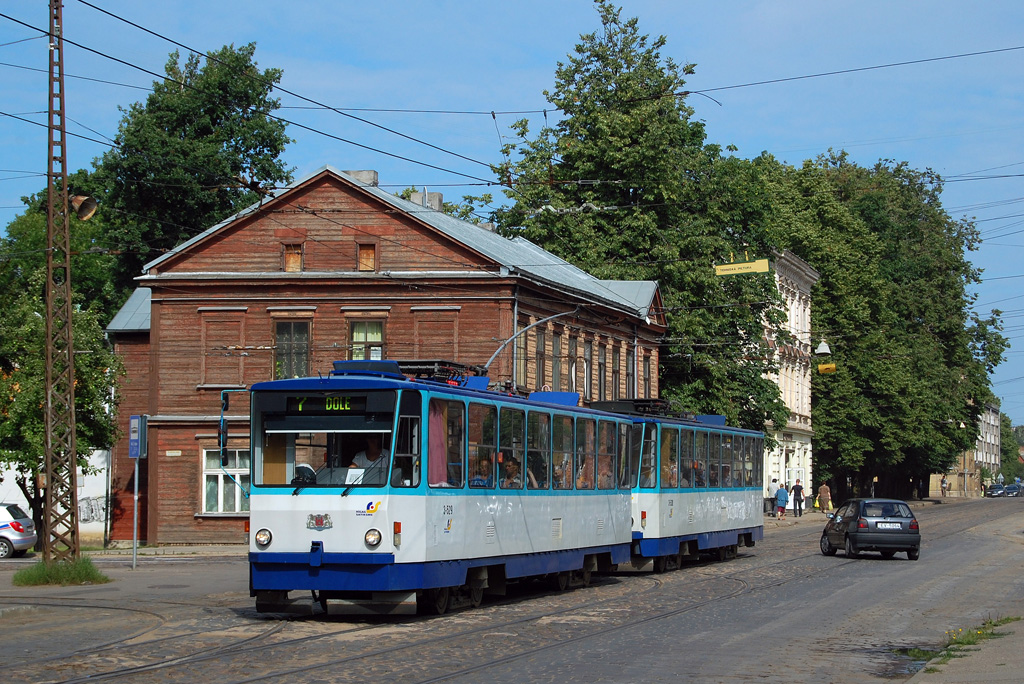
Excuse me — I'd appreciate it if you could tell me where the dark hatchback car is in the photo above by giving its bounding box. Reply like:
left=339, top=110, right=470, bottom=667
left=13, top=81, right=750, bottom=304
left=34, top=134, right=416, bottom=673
left=1003, top=483, right=1021, bottom=497
left=820, top=498, right=920, bottom=560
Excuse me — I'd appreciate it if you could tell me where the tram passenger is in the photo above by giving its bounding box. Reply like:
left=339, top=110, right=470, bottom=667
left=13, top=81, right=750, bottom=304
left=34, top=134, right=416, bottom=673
left=501, top=456, right=524, bottom=488
left=598, top=459, right=615, bottom=489
left=693, top=461, right=706, bottom=487
left=352, top=433, right=390, bottom=467
left=349, top=433, right=390, bottom=484
left=469, top=458, right=494, bottom=487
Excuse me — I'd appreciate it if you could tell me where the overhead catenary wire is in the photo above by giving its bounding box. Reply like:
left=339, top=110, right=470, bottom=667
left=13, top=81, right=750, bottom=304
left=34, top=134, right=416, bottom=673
left=0, top=11, right=500, bottom=188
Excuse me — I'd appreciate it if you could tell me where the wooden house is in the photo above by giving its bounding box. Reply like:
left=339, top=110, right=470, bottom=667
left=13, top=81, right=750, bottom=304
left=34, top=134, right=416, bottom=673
left=105, top=167, right=666, bottom=544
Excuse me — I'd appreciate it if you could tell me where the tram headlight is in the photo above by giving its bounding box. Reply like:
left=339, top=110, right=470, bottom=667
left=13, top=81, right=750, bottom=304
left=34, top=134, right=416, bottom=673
left=255, top=528, right=272, bottom=548
left=364, top=528, right=382, bottom=548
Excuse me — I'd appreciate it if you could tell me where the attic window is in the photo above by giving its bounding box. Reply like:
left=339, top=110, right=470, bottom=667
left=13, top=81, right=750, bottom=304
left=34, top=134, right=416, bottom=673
left=283, top=243, right=303, bottom=272
left=358, top=243, right=376, bottom=272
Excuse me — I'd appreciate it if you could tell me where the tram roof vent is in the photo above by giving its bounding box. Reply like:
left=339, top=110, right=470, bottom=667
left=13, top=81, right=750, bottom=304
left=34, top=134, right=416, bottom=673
left=396, top=359, right=489, bottom=389
left=591, top=399, right=673, bottom=417
left=330, top=360, right=405, bottom=378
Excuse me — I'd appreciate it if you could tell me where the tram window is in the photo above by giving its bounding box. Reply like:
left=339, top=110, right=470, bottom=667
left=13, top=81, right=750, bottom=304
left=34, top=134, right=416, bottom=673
left=660, top=427, right=678, bottom=489
left=499, top=408, right=525, bottom=489
left=732, top=435, right=745, bottom=487
left=709, top=433, right=721, bottom=487
left=468, top=403, right=496, bottom=488
left=428, top=399, right=464, bottom=488
left=597, top=420, right=616, bottom=490
left=527, top=411, right=551, bottom=490
left=755, top=437, right=764, bottom=484
left=575, top=418, right=596, bottom=489
left=626, top=424, right=643, bottom=488
left=721, top=435, right=734, bottom=487
left=552, top=414, right=574, bottom=490
left=693, top=432, right=708, bottom=487
left=639, top=424, right=656, bottom=488
left=679, top=429, right=694, bottom=488
left=616, top=423, right=630, bottom=489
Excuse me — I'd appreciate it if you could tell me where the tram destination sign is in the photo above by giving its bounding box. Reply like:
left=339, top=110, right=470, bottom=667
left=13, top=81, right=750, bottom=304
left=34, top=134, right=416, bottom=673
left=286, top=395, right=368, bottom=414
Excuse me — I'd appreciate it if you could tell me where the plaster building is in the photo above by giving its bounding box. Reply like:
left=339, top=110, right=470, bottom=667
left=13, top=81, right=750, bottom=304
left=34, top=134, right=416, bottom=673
left=104, top=166, right=665, bottom=544
left=763, top=251, right=820, bottom=505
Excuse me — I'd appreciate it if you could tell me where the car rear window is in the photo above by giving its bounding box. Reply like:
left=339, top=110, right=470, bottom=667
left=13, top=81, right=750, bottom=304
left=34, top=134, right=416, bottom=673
left=4, top=504, right=29, bottom=519
left=863, top=502, right=911, bottom=517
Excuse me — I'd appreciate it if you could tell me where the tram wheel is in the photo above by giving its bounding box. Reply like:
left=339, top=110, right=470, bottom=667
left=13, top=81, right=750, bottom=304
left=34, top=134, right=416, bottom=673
left=469, top=584, right=484, bottom=608
left=422, top=587, right=450, bottom=615
left=554, top=571, right=570, bottom=591
left=653, top=556, right=668, bottom=574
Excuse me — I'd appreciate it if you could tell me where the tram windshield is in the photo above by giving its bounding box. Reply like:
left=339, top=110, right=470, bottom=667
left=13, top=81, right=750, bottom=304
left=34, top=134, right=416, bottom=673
left=251, top=390, right=400, bottom=488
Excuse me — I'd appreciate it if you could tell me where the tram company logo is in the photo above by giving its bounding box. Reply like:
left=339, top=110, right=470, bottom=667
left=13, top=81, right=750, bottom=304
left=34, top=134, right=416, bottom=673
left=306, top=513, right=333, bottom=531
left=357, top=501, right=382, bottom=517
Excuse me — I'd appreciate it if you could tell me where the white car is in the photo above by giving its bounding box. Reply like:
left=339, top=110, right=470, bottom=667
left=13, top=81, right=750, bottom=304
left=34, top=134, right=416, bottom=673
left=0, top=503, right=37, bottom=558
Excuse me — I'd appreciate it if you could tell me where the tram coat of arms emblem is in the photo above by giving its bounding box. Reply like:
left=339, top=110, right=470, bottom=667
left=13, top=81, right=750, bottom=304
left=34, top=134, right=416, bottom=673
left=307, top=513, right=333, bottom=530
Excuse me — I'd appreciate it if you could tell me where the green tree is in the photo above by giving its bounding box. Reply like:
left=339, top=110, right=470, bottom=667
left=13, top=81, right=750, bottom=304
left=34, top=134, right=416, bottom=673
left=95, top=43, right=293, bottom=292
left=0, top=270, right=123, bottom=542
left=1012, top=424, right=1024, bottom=447
left=1000, top=414, right=1023, bottom=482
left=478, top=1, right=788, bottom=431
left=0, top=170, right=121, bottom=323
left=773, top=153, right=1006, bottom=499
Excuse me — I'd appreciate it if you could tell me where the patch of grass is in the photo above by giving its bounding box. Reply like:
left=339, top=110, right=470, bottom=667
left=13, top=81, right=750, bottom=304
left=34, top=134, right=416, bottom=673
left=928, top=617, right=1021, bottom=667
left=11, top=557, right=111, bottom=586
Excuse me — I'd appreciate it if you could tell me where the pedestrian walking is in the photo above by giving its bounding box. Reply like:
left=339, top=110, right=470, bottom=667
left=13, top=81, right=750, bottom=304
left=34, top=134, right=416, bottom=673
left=767, top=477, right=780, bottom=517
left=941, top=475, right=948, bottom=497
left=775, top=483, right=789, bottom=520
left=817, top=481, right=831, bottom=513
left=791, top=479, right=805, bottom=517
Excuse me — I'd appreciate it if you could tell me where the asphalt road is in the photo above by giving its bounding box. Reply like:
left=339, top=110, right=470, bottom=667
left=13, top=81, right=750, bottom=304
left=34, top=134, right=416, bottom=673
left=1, top=497, right=1022, bottom=683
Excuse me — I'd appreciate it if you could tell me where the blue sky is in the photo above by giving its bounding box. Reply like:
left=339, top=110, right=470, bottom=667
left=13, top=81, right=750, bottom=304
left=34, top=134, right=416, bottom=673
left=3, top=1, right=1024, bottom=426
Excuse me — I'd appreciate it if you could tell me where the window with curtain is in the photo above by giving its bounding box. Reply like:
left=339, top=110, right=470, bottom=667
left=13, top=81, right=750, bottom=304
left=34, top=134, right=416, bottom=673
left=350, top=320, right=384, bottom=360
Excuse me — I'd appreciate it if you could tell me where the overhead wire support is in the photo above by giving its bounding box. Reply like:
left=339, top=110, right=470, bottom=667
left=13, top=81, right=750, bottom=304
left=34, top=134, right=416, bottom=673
left=44, top=0, right=80, bottom=563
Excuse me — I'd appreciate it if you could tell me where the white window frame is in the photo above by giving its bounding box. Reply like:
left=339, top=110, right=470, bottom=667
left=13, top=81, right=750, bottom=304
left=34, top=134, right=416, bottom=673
left=203, top=448, right=250, bottom=514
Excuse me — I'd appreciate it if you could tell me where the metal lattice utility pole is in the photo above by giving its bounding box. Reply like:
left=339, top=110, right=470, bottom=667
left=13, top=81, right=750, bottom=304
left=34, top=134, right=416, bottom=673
left=44, top=0, right=80, bottom=563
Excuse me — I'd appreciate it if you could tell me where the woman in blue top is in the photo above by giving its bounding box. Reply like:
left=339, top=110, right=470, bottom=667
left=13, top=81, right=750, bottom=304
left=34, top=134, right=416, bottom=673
left=775, top=484, right=789, bottom=521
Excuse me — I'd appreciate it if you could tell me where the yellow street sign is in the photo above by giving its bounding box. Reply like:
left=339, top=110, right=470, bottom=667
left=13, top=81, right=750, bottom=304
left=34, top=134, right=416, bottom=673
left=818, top=363, right=836, bottom=374
left=714, top=258, right=770, bottom=276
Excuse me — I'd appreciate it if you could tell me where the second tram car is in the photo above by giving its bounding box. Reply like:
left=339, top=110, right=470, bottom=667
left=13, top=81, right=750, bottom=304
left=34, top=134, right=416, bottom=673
left=240, top=361, right=763, bottom=615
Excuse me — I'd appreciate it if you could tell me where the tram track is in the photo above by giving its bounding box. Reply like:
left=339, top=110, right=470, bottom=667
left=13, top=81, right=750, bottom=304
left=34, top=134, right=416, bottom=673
left=6, top=500, right=1009, bottom=684
left=4, top=569, right=666, bottom=683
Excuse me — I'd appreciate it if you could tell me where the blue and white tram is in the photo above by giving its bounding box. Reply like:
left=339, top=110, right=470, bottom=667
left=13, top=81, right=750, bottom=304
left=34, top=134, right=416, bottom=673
left=245, top=361, right=635, bottom=615
left=596, top=401, right=764, bottom=571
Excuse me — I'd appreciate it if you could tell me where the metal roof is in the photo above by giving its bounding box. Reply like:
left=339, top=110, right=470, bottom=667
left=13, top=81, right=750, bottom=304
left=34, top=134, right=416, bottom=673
left=105, top=287, right=151, bottom=333
left=121, top=166, right=659, bottom=331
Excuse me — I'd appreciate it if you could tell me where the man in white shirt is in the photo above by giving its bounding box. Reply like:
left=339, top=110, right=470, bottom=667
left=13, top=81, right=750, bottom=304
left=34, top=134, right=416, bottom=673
left=351, top=433, right=389, bottom=468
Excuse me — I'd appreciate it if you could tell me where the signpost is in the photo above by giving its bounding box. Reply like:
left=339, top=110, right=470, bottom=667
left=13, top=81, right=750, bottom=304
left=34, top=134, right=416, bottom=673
left=714, top=258, right=770, bottom=277
left=128, top=415, right=147, bottom=569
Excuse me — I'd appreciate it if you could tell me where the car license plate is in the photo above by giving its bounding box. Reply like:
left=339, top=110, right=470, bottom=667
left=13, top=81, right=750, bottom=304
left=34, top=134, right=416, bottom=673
left=877, top=522, right=901, bottom=529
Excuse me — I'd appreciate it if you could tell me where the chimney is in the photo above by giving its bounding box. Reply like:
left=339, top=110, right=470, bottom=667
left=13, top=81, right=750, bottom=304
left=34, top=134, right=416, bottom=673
left=409, top=191, right=443, bottom=211
left=343, top=170, right=379, bottom=187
